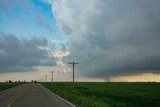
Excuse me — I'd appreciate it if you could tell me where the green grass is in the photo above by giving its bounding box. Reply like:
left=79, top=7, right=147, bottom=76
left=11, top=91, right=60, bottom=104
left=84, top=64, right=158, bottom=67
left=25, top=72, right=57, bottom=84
left=41, top=82, right=160, bottom=107
left=0, top=82, right=22, bottom=91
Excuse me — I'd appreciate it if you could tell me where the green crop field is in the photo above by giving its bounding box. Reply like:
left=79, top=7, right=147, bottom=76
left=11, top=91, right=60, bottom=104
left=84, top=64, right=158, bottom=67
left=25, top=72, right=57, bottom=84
left=0, top=83, right=22, bottom=91
left=41, top=82, right=160, bottom=107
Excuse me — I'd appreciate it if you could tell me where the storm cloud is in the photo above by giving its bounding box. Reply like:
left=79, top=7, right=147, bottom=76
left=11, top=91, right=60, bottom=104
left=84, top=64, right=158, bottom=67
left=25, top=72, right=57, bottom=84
left=48, top=0, right=160, bottom=78
left=0, top=33, right=56, bottom=72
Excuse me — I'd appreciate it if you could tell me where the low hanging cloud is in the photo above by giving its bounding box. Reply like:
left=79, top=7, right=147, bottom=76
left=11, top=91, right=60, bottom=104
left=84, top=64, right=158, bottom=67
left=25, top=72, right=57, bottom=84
left=0, top=33, right=56, bottom=72
left=45, top=0, right=160, bottom=79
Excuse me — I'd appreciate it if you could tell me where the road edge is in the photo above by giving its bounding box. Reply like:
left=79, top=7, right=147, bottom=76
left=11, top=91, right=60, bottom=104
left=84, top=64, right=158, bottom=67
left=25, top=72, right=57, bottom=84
left=7, top=84, right=29, bottom=107
left=0, top=84, right=23, bottom=93
left=39, top=83, right=76, bottom=107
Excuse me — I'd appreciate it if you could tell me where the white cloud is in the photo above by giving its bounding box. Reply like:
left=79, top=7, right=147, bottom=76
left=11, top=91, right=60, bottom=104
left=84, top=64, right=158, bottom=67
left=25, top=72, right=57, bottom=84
left=52, top=50, right=71, bottom=73
left=54, top=51, right=70, bottom=58
left=45, top=0, right=160, bottom=80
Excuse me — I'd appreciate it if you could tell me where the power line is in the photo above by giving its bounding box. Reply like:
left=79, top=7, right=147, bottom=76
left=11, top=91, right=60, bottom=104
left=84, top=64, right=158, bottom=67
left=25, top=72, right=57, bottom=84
left=106, top=19, right=160, bottom=51
left=104, top=19, right=160, bottom=56
left=116, top=35, right=160, bottom=55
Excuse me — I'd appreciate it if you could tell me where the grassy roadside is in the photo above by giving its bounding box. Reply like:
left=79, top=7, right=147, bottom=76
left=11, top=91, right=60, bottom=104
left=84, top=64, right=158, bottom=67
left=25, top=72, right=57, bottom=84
left=41, top=82, right=160, bottom=107
left=0, top=82, right=22, bottom=91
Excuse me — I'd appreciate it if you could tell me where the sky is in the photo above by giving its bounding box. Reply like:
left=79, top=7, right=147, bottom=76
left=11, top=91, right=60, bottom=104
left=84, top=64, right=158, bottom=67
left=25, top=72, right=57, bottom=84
left=0, top=0, right=160, bottom=82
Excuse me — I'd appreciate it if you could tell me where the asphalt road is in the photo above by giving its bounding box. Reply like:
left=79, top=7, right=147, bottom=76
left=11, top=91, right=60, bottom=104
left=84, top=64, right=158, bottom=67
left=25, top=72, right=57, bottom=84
left=0, top=83, right=74, bottom=107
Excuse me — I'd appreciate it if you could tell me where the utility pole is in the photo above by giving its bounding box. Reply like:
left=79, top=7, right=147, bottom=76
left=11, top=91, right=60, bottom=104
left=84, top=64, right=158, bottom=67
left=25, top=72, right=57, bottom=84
left=68, top=61, right=79, bottom=82
left=45, top=75, right=47, bottom=82
left=50, top=71, right=54, bottom=82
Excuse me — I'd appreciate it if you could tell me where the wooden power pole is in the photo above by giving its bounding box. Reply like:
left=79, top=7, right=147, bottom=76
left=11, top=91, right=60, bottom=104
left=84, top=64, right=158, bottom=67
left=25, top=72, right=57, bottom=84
left=45, top=75, right=47, bottom=82
left=50, top=71, right=55, bottom=82
left=68, top=61, right=79, bottom=82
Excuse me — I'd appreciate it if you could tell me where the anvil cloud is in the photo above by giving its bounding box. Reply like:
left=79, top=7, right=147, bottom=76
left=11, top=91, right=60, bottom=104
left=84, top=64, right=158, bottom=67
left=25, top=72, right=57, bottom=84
left=1, top=0, right=160, bottom=81
left=47, top=0, right=160, bottom=78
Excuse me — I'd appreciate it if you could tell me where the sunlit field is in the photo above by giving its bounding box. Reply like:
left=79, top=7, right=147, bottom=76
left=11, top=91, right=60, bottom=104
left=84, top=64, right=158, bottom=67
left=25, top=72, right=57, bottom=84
left=42, top=82, right=160, bottom=107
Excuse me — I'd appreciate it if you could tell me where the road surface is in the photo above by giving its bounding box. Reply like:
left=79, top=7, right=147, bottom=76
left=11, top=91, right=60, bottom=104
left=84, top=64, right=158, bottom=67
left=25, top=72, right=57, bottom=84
left=0, top=83, right=74, bottom=107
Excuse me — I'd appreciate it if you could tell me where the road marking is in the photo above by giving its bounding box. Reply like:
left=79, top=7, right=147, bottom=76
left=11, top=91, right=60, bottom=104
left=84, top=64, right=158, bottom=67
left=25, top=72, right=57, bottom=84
left=0, top=84, right=28, bottom=97
left=7, top=104, right=11, bottom=107
left=7, top=85, right=29, bottom=107
left=0, top=85, right=21, bottom=96
left=7, top=92, right=24, bottom=107
left=39, top=84, right=76, bottom=107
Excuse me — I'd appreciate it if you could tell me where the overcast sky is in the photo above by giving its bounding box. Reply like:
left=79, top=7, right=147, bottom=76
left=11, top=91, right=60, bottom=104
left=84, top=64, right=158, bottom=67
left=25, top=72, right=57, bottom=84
left=0, top=0, right=160, bottom=82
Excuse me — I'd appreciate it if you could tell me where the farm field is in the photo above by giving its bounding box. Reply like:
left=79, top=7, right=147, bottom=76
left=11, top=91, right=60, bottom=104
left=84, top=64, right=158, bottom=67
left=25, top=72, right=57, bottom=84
left=41, top=82, right=160, bottom=107
left=0, top=82, right=22, bottom=91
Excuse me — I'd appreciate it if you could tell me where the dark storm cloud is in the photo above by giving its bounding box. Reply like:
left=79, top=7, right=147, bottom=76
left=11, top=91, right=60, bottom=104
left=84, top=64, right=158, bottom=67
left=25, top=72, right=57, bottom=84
left=0, top=33, right=56, bottom=72
left=51, top=0, right=160, bottom=78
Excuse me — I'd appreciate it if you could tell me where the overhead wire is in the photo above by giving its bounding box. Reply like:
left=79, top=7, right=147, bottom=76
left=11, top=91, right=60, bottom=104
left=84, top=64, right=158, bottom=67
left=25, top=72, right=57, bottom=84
left=105, top=18, right=160, bottom=48
left=105, top=19, right=160, bottom=55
